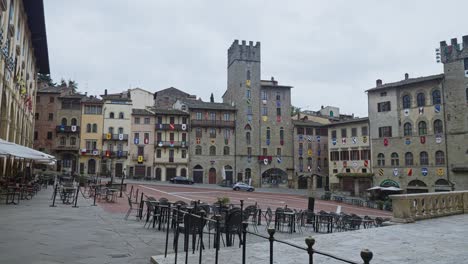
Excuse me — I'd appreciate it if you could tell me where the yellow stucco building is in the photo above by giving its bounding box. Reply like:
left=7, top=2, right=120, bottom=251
left=79, top=96, right=103, bottom=176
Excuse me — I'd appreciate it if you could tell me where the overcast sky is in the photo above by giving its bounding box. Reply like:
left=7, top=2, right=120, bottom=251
left=44, top=0, right=467, bottom=117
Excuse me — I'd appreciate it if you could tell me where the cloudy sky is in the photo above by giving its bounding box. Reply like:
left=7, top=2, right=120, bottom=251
left=44, top=0, right=467, bottom=117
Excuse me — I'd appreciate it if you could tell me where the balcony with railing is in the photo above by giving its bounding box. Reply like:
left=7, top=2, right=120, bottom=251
left=80, top=149, right=101, bottom=156
left=102, top=133, right=129, bottom=141
left=154, top=141, right=188, bottom=148
left=56, top=125, right=80, bottom=133
left=54, top=145, right=80, bottom=151
left=155, top=123, right=189, bottom=131
left=190, top=120, right=235, bottom=128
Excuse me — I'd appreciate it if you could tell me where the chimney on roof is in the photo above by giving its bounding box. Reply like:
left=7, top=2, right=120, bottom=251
left=104, top=89, right=107, bottom=96
left=376, top=79, right=382, bottom=86
left=405, top=73, right=409, bottom=80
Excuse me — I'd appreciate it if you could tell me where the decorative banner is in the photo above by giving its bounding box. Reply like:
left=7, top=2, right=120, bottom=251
left=277, top=156, right=282, bottom=163
left=343, top=161, right=348, bottom=167
left=276, top=101, right=281, bottom=107
left=81, top=148, right=87, bottom=154
left=352, top=137, right=357, bottom=144
left=144, top=138, right=149, bottom=144
left=307, top=149, right=313, bottom=156
left=421, top=167, right=428, bottom=176
left=170, top=141, right=174, bottom=147
left=405, top=137, right=411, bottom=145
left=247, top=115, right=252, bottom=122
left=158, top=141, right=163, bottom=147
left=363, top=136, right=368, bottom=144
left=298, top=135, right=303, bottom=141
left=393, top=168, right=399, bottom=177
left=280, top=140, right=284, bottom=146
left=378, top=168, right=384, bottom=176
left=317, top=165, right=321, bottom=172
left=181, top=124, right=187, bottom=130
left=435, top=135, right=442, bottom=144
left=263, top=158, right=268, bottom=165
left=196, top=138, right=201, bottom=144
left=262, top=116, right=268, bottom=122
left=211, top=139, right=215, bottom=145
left=437, top=168, right=444, bottom=176
left=106, top=133, right=112, bottom=140
left=352, top=161, right=358, bottom=168
left=420, top=136, right=426, bottom=144
left=276, top=116, right=281, bottom=122
left=246, top=99, right=251, bottom=105
left=419, top=107, right=424, bottom=115
left=60, top=125, right=65, bottom=131
left=266, top=139, right=270, bottom=146
left=105, top=150, right=111, bottom=157
left=383, top=138, right=389, bottom=147
left=317, top=150, right=321, bottom=156
left=181, top=141, right=186, bottom=148
left=262, top=100, right=267, bottom=105
left=157, top=123, right=163, bottom=130
left=407, top=168, right=413, bottom=176
left=137, top=155, right=144, bottom=163
left=71, top=125, right=77, bottom=132
left=434, top=104, right=441, bottom=113
left=117, top=150, right=122, bottom=158
left=307, top=165, right=311, bottom=172
left=316, top=136, right=321, bottom=142
left=246, top=80, right=251, bottom=87
left=332, top=138, right=337, bottom=145
left=364, top=160, right=369, bottom=167
left=92, top=150, right=98, bottom=156
left=307, top=136, right=312, bottom=142
left=342, top=138, right=346, bottom=144
left=119, top=133, right=124, bottom=140
left=404, top=109, right=410, bottom=116
left=169, top=124, right=175, bottom=130
left=134, top=138, right=139, bottom=144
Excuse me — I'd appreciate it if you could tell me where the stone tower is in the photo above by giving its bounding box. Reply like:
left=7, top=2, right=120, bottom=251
left=440, top=36, right=468, bottom=190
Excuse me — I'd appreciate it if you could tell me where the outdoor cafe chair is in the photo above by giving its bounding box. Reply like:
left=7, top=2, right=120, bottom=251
left=220, top=209, right=243, bottom=247
left=173, top=211, right=207, bottom=253
left=124, top=195, right=143, bottom=220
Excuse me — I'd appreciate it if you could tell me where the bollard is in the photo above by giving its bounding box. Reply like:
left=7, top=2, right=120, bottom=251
left=305, top=237, right=315, bottom=264
left=199, top=210, right=205, bottom=264
left=240, top=199, right=244, bottom=224
left=258, top=208, right=262, bottom=225
left=268, top=228, right=275, bottom=264
left=50, top=183, right=58, bottom=207
left=92, top=185, right=97, bottom=206
left=242, top=222, right=248, bottom=264
left=215, top=215, right=221, bottom=264
left=361, top=249, right=373, bottom=264
left=72, top=187, right=80, bottom=208
left=164, top=203, right=172, bottom=258
left=139, top=192, right=144, bottom=220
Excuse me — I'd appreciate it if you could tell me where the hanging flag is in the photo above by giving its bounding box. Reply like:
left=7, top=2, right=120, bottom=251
left=316, top=136, right=321, bottom=142
left=364, top=160, right=369, bottom=167
left=144, top=137, right=149, bottom=144
left=383, top=138, right=389, bottom=146
left=299, top=135, right=303, bottom=141
left=317, top=165, right=321, bottom=172
left=118, top=134, right=124, bottom=140
left=342, top=138, right=346, bottom=144
left=421, top=167, right=428, bottom=176
left=405, top=138, right=411, bottom=145
left=435, top=135, right=442, bottom=144
left=263, top=158, right=268, bottom=165
left=393, top=168, right=399, bottom=177
left=420, top=136, right=426, bottom=144
left=307, top=149, right=312, bottom=156
left=434, top=104, right=441, bottom=113
left=92, top=150, right=99, bottom=156
left=332, top=138, right=337, bottom=145
left=158, top=141, right=163, bottom=147
left=169, top=124, right=175, bottom=130
left=106, top=133, right=112, bottom=140
left=71, top=125, right=77, bottom=132
left=134, top=138, right=139, bottom=144
left=363, top=136, right=367, bottom=143
left=352, top=137, right=357, bottom=144
left=266, top=139, right=270, bottom=145
left=138, top=155, right=144, bottom=163
left=419, top=107, right=424, bottom=115
left=307, top=136, right=312, bottom=142
left=404, top=109, right=410, bottom=116
left=343, top=161, right=348, bottom=167
left=277, top=156, right=282, bottom=163
left=181, top=124, right=187, bottom=131
left=307, top=165, right=311, bottom=172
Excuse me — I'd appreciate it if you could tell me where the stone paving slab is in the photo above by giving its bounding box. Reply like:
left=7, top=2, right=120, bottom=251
left=152, top=214, right=468, bottom=264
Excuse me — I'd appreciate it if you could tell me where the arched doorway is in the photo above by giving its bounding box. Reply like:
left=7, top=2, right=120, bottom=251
left=298, top=175, right=308, bottom=189
left=434, top=179, right=451, bottom=192
left=193, top=165, right=204, bottom=183
left=209, top=168, right=217, bottom=184
left=262, top=168, right=287, bottom=187
left=155, top=167, right=162, bottom=181
left=87, top=159, right=96, bottom=175
left=224, top=165, right=233, bottom=185
left=180, top=168, right=187, bottom=177
left=407, top=180, right=428, bottom=194
left=380, top=179, right=400, bottom=188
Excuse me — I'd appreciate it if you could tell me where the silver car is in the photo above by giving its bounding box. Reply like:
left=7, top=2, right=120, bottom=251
left=232, top=182, right=255, bottom=192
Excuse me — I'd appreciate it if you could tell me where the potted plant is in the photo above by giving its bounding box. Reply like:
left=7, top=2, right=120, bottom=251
left=216, top=196, right=230, bottom=208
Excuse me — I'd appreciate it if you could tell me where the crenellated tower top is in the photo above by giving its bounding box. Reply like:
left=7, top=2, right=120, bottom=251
left=439, top=35, right=468, bottom=64
left=227, top=39, right=261, bottom=67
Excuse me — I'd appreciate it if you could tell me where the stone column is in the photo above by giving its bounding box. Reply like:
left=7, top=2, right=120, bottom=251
left=389, top=194, right=415, bottom=223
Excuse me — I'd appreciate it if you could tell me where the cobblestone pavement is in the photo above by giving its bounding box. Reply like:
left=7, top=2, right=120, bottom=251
left=0, top=187, right=314, bottom=264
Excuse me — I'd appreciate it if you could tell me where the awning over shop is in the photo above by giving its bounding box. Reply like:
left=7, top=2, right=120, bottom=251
left=367, top=186, right=403, bottom=191
left=0, top=139, right=55, bottom=162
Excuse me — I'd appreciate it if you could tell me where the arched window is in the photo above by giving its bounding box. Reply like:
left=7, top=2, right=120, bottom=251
left=391, top=152, right=399, bottom=166
left=119, top=112, right=124, bottom=119
left=109, top=112, right=115, bottom=119
left=86, top=123, right=91, bottom=133
left=377, top=153, right=385, bottom=166
left=244, top=124, right=251, bottom=130
left=92, top=123, right=97, bottom=133
left=432, top=90, right=441, bottom=105
left=70, top=137, right=76, bottom=145
left=417, top=93, right=425, bottom=107
left=433, top=119, right=443, bottom=134
left=118, top=127, right=124, bottom=134
left=61, top=118, right=67, bottom=126
left=420, top=151, right=429, bottom=166
left=329, top=111, right=334, bottom=117
left=403, top=122, right=412, bottom=136
left=405, top=152, right=413, bottom=166
left=280, top=127, right=284, bottom=143
left=71, top=118, right=77, bottom=126
left=108, top=127, right=114, bottom=134
left=435, top=151, right=445, bottom=165
left=402, top=95, right=411, bottom=109
left=195, top=146, right=202, bottom=155
left=246, top=132, right=251, bottom=145
left=209, top=146, right=216, bottom=156
left=223, top=146, right=230, bottom=155
left=418, top=121, right=427, bottom=135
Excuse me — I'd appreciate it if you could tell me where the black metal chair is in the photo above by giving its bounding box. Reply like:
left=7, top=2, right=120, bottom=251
left=173, top=211, right=207, bottom=253
left=124, top=195, right=143, bottom=220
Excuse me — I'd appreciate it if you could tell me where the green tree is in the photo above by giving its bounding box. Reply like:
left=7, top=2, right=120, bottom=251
left=37, top=73, right=56, bottom=87
left=67, top=80, right=78, bottom=93
left=291, top=105, right=301, bottom=117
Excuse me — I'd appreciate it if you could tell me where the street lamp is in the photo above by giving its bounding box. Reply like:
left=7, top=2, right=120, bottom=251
left=120, top=168, right=126, bottom=197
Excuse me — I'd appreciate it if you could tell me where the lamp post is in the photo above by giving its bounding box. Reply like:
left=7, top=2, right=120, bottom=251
left=120, top=168, right=126, bottom=197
